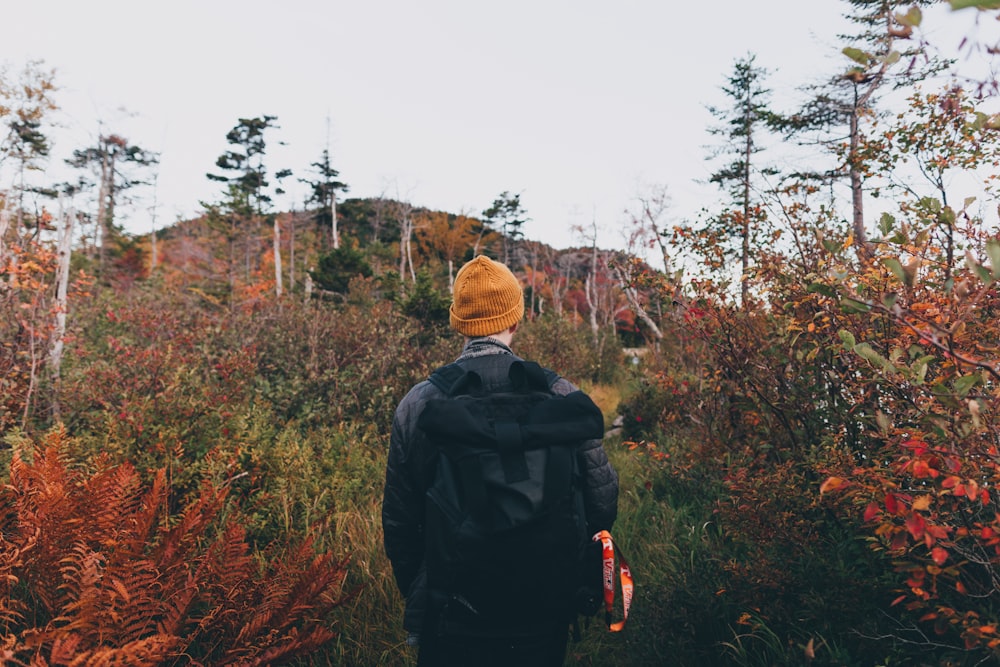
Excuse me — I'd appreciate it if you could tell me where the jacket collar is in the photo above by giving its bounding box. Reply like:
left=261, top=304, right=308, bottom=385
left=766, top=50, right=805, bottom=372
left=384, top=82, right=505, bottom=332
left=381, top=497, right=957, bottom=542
left=458, top=337, right=514, bottom=360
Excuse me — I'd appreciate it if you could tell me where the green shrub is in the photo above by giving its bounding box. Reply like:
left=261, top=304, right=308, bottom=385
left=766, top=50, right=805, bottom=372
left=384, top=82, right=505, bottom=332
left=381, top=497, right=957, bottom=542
left=311, top=244, right=373, bottom=293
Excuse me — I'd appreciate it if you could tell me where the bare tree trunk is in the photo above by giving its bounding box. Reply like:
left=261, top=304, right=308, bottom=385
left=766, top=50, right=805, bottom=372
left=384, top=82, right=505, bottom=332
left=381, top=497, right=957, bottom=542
left=331, top=191, right=339, bottom=249
left=530, top=247, right=538, bottom=318
left=585, top=274, right=600, bottom=346
left=273, top=215, right=283, bottom=297
left=397, top=201, right=416, bottom=282
left=848, top=106, right=871, bottom=264
left=586, top=223, right=600, bottom=344
left=97, top=147, right=112, bottom=270
left=612, top=259, right=663, bottom=342
left=583, top=221, right=603, bottom=344
left=742, top=102, right=752, bottom=307
left=399, top=215, right=407, bottom=281
left=630, top=186, right=672, bottom=272
left=0, top=204, right=10, bottom=268
left=228, top=218, right=238, bottom=295
left=50, top=202, right=75, bottom=420
left=289, top=211, right=296, bottom=292
left=150, top=173, right=158, bottom=271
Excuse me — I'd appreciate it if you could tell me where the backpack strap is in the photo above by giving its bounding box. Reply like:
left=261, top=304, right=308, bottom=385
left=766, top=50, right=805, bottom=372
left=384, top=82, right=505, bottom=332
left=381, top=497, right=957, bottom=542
left=508, top=360, right=554, bottom=393
left=427, top=363, right=462, bottom=393
left=429, top=363, right=484, bottom=396
left=429, top=359, right=559, bottom=400
left=495, top=361, right=553, bottom=484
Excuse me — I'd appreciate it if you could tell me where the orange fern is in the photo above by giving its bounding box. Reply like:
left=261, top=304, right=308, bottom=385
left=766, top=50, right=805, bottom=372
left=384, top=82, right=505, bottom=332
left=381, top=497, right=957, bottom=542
left=0, top=430, right=352, bottom=665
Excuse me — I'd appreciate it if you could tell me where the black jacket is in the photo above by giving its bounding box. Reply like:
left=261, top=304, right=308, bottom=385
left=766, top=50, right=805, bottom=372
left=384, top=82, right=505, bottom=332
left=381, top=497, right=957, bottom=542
left=381, top=338, right=619, bottom=635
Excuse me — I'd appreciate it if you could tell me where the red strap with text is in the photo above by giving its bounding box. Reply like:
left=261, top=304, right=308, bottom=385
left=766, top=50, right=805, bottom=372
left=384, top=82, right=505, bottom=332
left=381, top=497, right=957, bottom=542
left=593, top=529, right=633, bottom=632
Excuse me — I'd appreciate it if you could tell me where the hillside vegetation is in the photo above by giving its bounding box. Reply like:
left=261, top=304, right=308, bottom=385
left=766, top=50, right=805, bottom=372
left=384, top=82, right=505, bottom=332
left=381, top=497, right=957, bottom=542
left=3, top=2, right=1000, bottom=665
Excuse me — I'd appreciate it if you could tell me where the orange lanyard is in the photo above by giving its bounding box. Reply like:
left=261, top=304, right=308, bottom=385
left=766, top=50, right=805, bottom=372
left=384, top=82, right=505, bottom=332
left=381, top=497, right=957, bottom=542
left=593, top=530, right=633, bottom=632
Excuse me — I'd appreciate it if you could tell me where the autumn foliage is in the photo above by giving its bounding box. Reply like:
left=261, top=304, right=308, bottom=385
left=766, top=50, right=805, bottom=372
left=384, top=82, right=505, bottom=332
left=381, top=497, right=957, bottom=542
left=0, top=428, right=352, bottom=666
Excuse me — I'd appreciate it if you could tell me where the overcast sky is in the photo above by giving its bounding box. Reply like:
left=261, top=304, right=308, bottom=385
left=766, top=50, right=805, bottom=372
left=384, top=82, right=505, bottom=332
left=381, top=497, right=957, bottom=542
left=2, top=1, right=993, bottom=251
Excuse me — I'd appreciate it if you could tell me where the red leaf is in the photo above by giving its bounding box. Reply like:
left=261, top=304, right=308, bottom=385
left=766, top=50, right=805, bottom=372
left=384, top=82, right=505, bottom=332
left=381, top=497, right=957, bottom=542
left=931, top=547, right=948, bottom=566
left=886, top=493, right=900, bottom=514
left=967, top=480, right=980, bottom=501
left=864, top=502, right=880, bottom=523
left=926, top=525, right=949, bottom=539
left=907, top=513, right=927, bottom=540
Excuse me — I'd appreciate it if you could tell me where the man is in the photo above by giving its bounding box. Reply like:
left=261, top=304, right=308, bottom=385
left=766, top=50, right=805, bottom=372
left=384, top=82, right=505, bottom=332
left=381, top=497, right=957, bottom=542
left=382, top=255, right=619, bottom=667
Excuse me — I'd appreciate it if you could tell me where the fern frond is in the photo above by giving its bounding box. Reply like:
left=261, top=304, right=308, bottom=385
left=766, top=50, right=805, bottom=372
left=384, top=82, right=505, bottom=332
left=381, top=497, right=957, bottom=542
left=226, top=626, right=337, bottom=667
left=66, top=634, right=176, bottom=667
left=151, top=482, right=226, bottom=571
left=2, top=436, right=352, bottom=665
left=77, top=461, right=144, bottom=551
left=125, top=471, right=167, bottom=557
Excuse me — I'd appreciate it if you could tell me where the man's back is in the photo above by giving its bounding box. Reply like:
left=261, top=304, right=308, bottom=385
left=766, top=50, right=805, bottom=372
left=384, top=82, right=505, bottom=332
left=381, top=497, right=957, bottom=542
left=381, top=256, right=618, bottom=667
left=418, top=356, right=605, bottom=637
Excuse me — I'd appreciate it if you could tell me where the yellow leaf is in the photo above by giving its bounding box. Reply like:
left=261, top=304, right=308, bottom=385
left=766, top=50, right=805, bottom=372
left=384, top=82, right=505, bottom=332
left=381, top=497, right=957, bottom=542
left=820, top=476, right=847, bottom=495
left=912, top=495, right=932, bottom=511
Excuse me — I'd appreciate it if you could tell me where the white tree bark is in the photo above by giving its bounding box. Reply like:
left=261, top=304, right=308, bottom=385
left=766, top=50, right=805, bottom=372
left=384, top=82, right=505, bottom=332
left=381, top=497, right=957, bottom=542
left=0, top=204, right=10, bottom=270
left=397, top=200, right=416, bottom=282
left=584, top=273, right=600, bottom=345
left=96, top=146, right=112, bottom=266
left=273, top=215, right=283, bottom=297
left=613, top=260, right=663, bottom=342
left=150, top=172, right=159, bottom=271
left=331, top=191, right=339, bottom=250
left=50, top=202, right=76, bottom=420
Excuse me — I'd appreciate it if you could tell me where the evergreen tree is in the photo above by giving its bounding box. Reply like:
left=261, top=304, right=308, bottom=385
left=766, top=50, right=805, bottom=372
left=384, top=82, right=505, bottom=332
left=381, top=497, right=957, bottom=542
left=205, top=116, right=291, bottom=287
left=207, top=115, right=291, bottom=216
left=0, top=60, right=58, bottom=235
left=310, top=244, right=372, bottom=294
left=705, top=53, right=777, bottom=305
left=300, top=147, right=348, bottom=250
left=482, top=191, right=528, bottom=266
left=774, top=0, right=943, bottom=263
left=67, top=133, right=159, bottom=271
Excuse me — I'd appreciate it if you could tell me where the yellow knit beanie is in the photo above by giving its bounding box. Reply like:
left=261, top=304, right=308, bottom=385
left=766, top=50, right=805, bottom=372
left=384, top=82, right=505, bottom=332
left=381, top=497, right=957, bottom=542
left=450, top=256, right=524, bottom=337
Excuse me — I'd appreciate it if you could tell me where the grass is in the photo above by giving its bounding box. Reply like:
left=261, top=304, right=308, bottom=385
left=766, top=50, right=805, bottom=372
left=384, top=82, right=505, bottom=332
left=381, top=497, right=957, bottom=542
left=298, top=386, right=731, bottom=666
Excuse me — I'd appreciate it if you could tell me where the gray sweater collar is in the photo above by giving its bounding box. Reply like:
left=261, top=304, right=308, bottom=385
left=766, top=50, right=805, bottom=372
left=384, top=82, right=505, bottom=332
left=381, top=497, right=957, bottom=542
left=458, top=337, right=515, bottom=360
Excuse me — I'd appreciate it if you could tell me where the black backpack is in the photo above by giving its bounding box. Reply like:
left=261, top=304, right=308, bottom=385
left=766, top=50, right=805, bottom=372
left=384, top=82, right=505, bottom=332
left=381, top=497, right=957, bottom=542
left=417, top=358, right=605, bottom=637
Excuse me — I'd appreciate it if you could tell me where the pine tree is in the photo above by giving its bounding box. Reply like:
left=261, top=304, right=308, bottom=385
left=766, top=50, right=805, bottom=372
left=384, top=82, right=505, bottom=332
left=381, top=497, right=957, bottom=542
left=205, top=116, right=291, bottom=287
left=774, top=0, right=943, bottom=264
left=300, top=147, right=348, bottom=249
left=705, top=53, right=777, bottom=305
left=483, top=191, right=528, bottom=266
left=66, top=133, right=158, bottom=271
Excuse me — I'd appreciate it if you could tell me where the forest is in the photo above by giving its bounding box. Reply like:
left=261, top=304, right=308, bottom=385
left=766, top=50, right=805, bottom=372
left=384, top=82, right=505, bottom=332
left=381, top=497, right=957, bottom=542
left=3, top=1, right=1000, bottom=665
